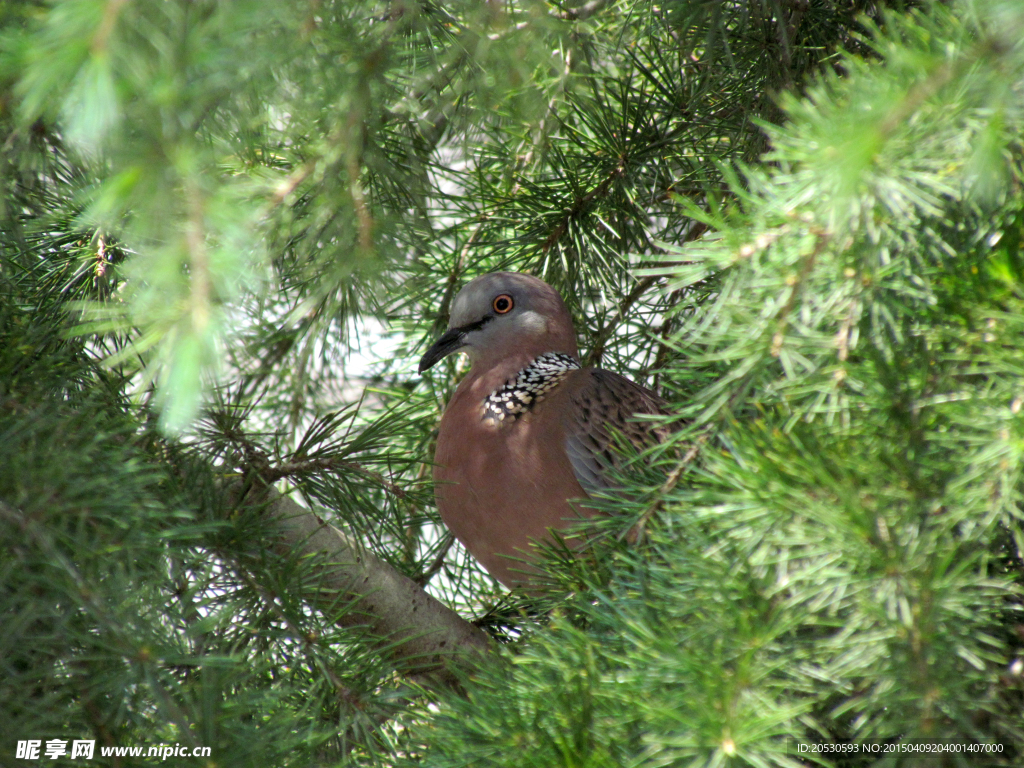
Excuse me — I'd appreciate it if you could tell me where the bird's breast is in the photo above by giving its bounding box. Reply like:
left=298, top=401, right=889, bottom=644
left=433, top=377, right=592, bottom=587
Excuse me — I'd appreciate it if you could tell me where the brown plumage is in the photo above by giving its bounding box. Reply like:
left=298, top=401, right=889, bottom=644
left=419, top=272, right=667, bottom=588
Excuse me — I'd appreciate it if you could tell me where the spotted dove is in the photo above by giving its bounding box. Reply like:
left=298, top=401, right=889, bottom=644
left=419, top=272, right=667, bottom=588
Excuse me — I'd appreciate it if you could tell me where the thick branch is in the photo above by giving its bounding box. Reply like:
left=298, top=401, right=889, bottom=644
left=257, top=490, right=492, bottom=688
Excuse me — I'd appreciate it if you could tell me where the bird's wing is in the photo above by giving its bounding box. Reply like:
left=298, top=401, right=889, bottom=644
left=562, top=369, right=669, bottom=497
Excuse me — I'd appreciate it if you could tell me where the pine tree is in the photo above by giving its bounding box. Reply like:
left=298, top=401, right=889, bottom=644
left=2, top=1, right=1023, bottom=766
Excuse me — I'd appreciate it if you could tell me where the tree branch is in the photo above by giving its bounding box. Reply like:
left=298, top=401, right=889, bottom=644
left=249, top=488, right=492, bottom=689
left=584, top=274, right=657, bottom=367
left=540, top=158, right=627, bottom=256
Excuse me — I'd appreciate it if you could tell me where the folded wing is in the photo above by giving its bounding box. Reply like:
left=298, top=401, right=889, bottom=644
left=562, top=369, right=669, bottom=497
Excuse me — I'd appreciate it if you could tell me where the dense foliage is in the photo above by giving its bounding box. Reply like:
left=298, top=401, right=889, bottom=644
left=2, top=0, right=1023, bottom=766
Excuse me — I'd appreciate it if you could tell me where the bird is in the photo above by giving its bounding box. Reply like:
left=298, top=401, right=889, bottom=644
left=418, top=272, right=669, bottom=589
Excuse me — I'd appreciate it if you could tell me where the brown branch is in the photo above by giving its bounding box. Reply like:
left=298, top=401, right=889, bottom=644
left=541, top=159, right=627, bottom=256
left=775, top=0, right=809, bottom=81
left=247, top=488, right=492, bottom=689
left=91, top=0, right=129, bottom=54
left=196, top=424, right=491, bottom=688
left=784, top=0, right=808, bottom=49
left=345, top=107, right=375, bottom=255
left=584, top=275, right=657, bottom=368
left=625, top=429, right=710, bottom=544
left=651, top=287, right=684, bottom=392
left=416, top=532, right=456, bottom=586
left=269, top=159, right=317, bottom=208
left=583, top=222, right=708, bottom=369
left=430, top=217, right=488, bottom=332
left=513, top=48, right=574, bottom=192
left=770, top=228, right=827, bottom=357
left=184, top=177, right=210, bottom=333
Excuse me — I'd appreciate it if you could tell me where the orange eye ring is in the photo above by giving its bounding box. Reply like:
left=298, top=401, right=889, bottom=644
left=492, top=294, right=514, bottom=314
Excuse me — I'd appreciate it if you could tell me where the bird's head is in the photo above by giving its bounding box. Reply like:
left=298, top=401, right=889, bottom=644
left=418, top=272, right=579, bottom=374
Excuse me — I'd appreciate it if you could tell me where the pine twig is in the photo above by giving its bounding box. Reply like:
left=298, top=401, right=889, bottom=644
left=416, top=532, right=456, bottom=586
left=625, top=430, right=710, bottom=544
left=264, top=456, right=409, bottom=500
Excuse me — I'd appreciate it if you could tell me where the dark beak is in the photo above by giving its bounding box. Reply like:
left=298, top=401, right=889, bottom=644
left=418, top=326, right=468, bottom=373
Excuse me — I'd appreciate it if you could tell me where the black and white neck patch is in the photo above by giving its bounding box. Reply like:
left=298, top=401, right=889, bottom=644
left=483, top=352, right=581, bottom=423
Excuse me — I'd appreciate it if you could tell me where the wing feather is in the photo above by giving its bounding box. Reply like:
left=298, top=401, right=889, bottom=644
left=563, top=369, right=668, bottom=497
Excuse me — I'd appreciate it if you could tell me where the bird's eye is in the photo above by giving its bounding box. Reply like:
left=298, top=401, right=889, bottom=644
left=492, top=294, right=514, bottom=314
